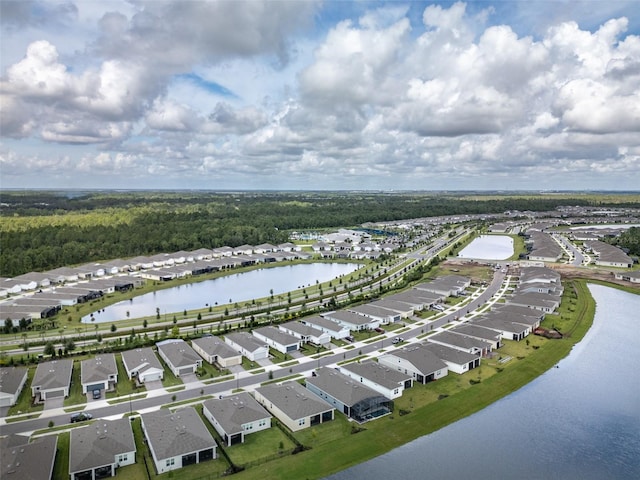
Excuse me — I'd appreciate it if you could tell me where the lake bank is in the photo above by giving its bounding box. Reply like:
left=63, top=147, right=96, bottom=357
left=232, top=279, right=605, bottom=480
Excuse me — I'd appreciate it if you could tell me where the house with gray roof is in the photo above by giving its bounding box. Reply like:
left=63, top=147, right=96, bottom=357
left=378, top=344, right=448, bottom=384
left=191, top=336, right=242, bottom=368
left=203, top=392, right=272, bottom=446
left=252, top=326, right=300, bottom=355
left=338, top=360, right=413, bottom=400
left=450, top=323, right=502, bottom=349
left=81, top=353, right=117, bottom=395
left=278, top=321, right=331, bottom=346
left=224, top=332, right=269, bottom=361
left=348, top=303, right=402, bottom=323
left=471, top=316, right=531, bottom=341
left=301, top=315, right=350, bottom=340
left=322, top=309, right=380, bottom=331
left=519, top=266, right=561, bottom=284
left=31, top=359, right=73, bottom=401
left=121, top=347, right=164, bottom=383
left=0, top=434, right=57, bottom=480
left=156, top=339, right=202, bottom=377
left=426, top=330, right=493, bottom=356
left=0, top=366, right=28, bottom=407
left=422, top=342, right=481, bottom=374
left=306, top=367, right=392, bottom=423
left=254, top=381, right=334, bottom=432
left=69, top=418, right=136, bottom=480
left=509, top=292, right=560, bottom=313
left=141, top=407, right=216, bottom=475
left=614, top=270, right=640, bottom=283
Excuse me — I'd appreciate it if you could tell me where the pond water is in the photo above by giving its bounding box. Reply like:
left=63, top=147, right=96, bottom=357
left=570, top=224, right=640, bottom=230
left=327, top=285, right=640, bottom=480
left=82, top=263, right=361, bottom=323
left=457, top=235, right=514, bottom=260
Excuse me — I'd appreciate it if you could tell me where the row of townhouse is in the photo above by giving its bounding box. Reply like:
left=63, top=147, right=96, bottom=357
left=583, top=240, right=634, bottom=268
left=0, top=243, right=308, bottom=298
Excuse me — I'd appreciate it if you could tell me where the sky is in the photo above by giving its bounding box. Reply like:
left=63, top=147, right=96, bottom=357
left=1, top=0, right=639, bottom=191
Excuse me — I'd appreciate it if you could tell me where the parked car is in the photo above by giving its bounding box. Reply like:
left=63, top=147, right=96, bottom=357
left=70, top=412, right=93, bottom=423
left=92, top=389, right=101, bottom=400
left=345, top=336, right=355, bottom=343
left=374, top=328, right=385, bottom=334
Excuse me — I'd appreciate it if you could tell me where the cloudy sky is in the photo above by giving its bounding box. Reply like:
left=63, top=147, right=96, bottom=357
left=1, top=0, right=639, bottom=191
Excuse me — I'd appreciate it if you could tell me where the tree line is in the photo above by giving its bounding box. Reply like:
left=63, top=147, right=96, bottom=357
left=0, top=190, right=627, bottom=277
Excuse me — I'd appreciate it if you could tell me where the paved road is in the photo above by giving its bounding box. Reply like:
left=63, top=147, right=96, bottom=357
left=0, top=267, right=506, bottom=437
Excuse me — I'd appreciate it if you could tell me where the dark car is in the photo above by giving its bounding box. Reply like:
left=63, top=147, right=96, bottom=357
left=70, top=412, right=93, bottom=423
left=374, top=328, right=385, bottom=334
left=92, top=389, right=101, bottom=399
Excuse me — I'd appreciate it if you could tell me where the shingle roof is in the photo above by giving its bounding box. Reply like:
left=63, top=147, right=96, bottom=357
left=306, top=367, right=383, bottom=407
left=203, top=392, right=271, bottom=435
left=255, top=381, right=333, bottom=420
left=383, top=344, right=447, bottom=375
left=141, top=407, right=215, bottom=460
left=81, top=354, right=117, bottom=385
left=0, top=435, right=57, bottom=480
left=156, top=339, right=201, bottom=368
left=69, top=418, right=135, bottom=474
left=191, top=336, right=241, bottom=360
left=32, top=359, right=73, bottom=390
left=341, top=360, right=412, bottom=390
left=0, top=366, right=28, bottom=397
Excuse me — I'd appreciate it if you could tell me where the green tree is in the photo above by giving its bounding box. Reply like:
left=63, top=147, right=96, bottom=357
left=43, top=341, right=55, bottom=356
left=110, top=324, right=117, bottom=333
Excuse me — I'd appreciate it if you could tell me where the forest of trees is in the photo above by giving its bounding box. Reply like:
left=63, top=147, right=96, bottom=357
left=609, top=226, right=640, bottom=256
left=1, top=190, right=637, bottom=277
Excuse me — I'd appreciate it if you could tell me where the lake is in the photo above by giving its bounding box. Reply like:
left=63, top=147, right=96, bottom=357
left=82, top=263, right=361, bottom=323
left=327, top=285, right=640, bottom=480
left=457, top=235, right=514, bottom=260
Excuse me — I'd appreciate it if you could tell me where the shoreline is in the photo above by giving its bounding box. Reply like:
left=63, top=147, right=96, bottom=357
left=231, top=278, right=606, bottom=480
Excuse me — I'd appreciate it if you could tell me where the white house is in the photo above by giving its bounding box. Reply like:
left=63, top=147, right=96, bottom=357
left=121, top=347, right=164, bottom=383
left=252, top=326, right=300, bottom=355
left=141, top=407, right=216, bottom=474
left=31, top=359, right=73, bottom=400
left=202, top=392, right=272, bottom=446
left=80, top=354, right=117, bottom=395
left=0, top=367, right=28, bottom=407
left=224, top=332, right=269, bottom=361
left=278, top=321, right=331, bottom=346
left=378, top=345, right=448, bottom=384
left=338, top=361, right=413, bottom=400
left=156, top=339, right=202, bottom=377
left=301, top=316, right=350, bottom=340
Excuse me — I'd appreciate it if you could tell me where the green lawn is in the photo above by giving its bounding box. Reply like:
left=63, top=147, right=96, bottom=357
left=225, top=426, right=296, bottom=467
left=63, top=360, right=86, bottom=407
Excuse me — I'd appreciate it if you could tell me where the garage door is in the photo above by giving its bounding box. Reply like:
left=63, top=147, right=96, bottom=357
left=44, top=389, right=65, bottom=399
left=141, top=372, right=162, bottom=382
left=0, top=396, right=13, bottom=407
left=87, top=383, right=103, bottom=392
left=178, top=366, right=193, bottom=375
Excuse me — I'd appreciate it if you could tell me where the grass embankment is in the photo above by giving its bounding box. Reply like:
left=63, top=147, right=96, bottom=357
left=232, top=279, right=597, bottom=480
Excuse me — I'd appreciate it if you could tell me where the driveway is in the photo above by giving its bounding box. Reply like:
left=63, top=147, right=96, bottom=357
left=288, top=350, right=304, bottom=359
left=227, top=364, right=245, bottom=374
left=44, top=396, right=64, bottom=410
left=255, top=357, right=274, bottom=367
left=180, top=373, right=202, bottom=386
left=144, top=380, right=163, bottom=391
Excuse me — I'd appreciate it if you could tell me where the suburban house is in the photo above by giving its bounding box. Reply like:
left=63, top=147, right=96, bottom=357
left=450, top=323, right=503, bottom=349
left=252, top=326, right=300, bottom=355
left=80, top=353, right=117, bottom=395
left=121, top=347, right=164, bottom=383
left=378, top=344, right=448, bottom=384
left=202, top=392, right=272, bottom=446
left=31, top=359, right=73, bottom=401
left=347, top=303, right=402, bottom=324
left=141, top=407, right=216, bottom=474
left=338, top=360, right=413, bottom=400
left=0, top=434, right=57, bottom=480
left=301, top=316, right=350, bottom=340
left=415, top=275, right=471, bottom=297
left=306, top=367, right=392, bottom=423
left=69, top=418, right=136, bottom=480
left=584, top=240, right=633, bottom=268
left=368, top=299, right=415, bottom=319
left=278, top=321, right=331, bottom=346
left=224, top=332, right=269, bottom=361
left=471, top=316, right=531, bottom=341
left=426, top=330, right=493, bottom=357
left=519, top=266, right=561, bottom=285
left=614, top=271, right=640, bottom=283
left=254, top=381, right=335, bottom=432
left=0, top=366, right=28, bottom=407
left=322, top=309, right=380, bottom=331
left=422, top=343, right=481, bottom=374
left=156, top=339, right=202, bottom=377
left=191, top=336, right=242, bottom=368
left=508, top=292, right=560, bottom=313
